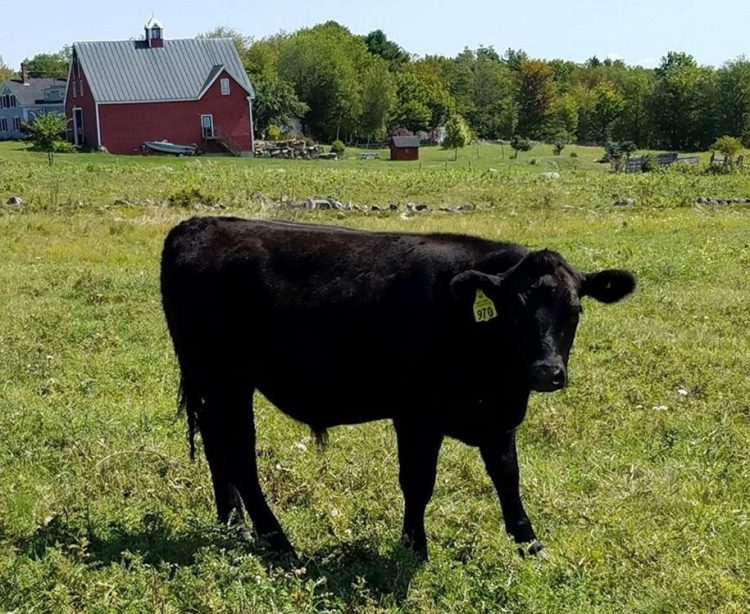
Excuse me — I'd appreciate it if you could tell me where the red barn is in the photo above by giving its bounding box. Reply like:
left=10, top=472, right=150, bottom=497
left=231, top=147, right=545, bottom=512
left=65, top=17, right=255, bottom=155
left=389, top=136, right=420, bottom=161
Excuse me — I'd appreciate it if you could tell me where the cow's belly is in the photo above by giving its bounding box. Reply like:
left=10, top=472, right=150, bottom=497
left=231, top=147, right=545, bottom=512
left=257, top=376, right=395, bottom=428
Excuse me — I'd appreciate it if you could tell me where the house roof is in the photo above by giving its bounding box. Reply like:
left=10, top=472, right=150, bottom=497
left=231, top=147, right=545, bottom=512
left=72, top=38, right=255, bottom=103
left=391, top=136, right=420, bottom=148
left=0, top=78, right=66, bottom=106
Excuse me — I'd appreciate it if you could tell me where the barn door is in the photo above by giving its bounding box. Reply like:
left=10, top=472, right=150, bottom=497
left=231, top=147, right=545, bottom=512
left=201, top=114, right=214, bottom=139
left=72, top=107, right=84, bottom=145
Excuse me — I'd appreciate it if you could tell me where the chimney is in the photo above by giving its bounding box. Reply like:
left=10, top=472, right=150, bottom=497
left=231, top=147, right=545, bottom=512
left=21, top=62, right=30, bottom=85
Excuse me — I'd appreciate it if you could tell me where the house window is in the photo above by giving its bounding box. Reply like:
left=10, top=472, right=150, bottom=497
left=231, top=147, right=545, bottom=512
left=0, top=94, right=7, bottom=108
left=220, top=78, right=230, bottom=95
left=10, top=95, right=16, bottom=108
left=0, top=118, right=7, bottom=132
left=13, top=117, right=21, bottom=132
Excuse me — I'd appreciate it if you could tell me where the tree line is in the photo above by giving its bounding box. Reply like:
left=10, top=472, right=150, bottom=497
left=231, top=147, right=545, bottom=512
left=233, top=22, right=750, bottom=151
left=8, top=22, right=750, bottom=151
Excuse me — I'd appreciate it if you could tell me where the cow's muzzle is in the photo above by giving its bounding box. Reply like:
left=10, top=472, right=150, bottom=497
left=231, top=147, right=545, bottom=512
left=530, top=359, right=567, bottom=392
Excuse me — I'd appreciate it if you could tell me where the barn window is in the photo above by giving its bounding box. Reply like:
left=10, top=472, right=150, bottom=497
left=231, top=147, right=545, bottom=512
left=220, top=78, right=230, bottom=95
left=79, top=80, right=84, bottom=97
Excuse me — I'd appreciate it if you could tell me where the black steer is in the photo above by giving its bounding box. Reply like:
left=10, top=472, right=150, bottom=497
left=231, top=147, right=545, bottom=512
left=161, top=217, right=635, bottom=559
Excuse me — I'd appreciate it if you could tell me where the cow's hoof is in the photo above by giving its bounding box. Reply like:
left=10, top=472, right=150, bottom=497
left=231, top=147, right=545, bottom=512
left=518, top=540, right=545, bottom=557
left=261, top=531, right=299, bottom=561
left=401, top=534, right=429, bottom=562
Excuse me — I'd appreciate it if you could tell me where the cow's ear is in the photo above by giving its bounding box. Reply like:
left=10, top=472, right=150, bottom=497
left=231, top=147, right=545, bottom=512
left=581, top=269, right=636, bottom=303
left=450, top=270, right=503, bottom=303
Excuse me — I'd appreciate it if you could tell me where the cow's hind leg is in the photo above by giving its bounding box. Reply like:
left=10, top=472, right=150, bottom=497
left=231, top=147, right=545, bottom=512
left=394, top=421, right=443, bottom=559
left=201, top=385, right=296, bottom=558
left=198, top=404, right=248, bottom=534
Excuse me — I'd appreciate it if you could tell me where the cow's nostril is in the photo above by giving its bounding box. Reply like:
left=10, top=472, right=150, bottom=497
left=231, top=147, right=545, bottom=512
left=551, top=368, right=566, bottom=385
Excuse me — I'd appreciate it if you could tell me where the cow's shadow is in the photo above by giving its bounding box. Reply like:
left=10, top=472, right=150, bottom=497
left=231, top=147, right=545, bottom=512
left=16, top=512, right=420, bottom=605
left=303, top=539, right=421, bottom=605
left=17, top=511, right=237, bottom=567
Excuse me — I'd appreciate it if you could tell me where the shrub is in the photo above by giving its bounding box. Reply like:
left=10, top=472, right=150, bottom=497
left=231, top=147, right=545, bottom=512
left=510, top=136, right=532, bottom=152
left=553, top=141, right=566, bottom=156
left=167, top=187, right=217, bottom=208
left=710, top=135, right=743, bottom=158
left=265, top=124, right=283, bottom=141
left=642, top=153, right=657, bottom=173
left=570, top=151, right=578, bottom=158
left=330, top=140, right=346, bottom=156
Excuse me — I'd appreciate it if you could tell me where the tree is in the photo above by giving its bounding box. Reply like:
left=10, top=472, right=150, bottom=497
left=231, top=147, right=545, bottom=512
left=275, top=22, right=383, bottom=141
left=503, top=48, right=529, bottom=72
left=465, top=50, right=517, bottom=139
left=590, top=82, right=625, bottom=143
left=359, top=59, right=396, bottom=141
left=363, top=30, right=410, bottom=68
left=199, top=26, right=251, bottom=56
left=391, top=69, right=444, bottom=133
left=0, top=55, right=14, bottom=81
left=612, top=68, right=654, bottom=146
left=548, top=93, right=578, bottom=142
left=650, top=52, right=704, bottom=150
left=251, top=74, right=309, bottom=135
left=717, top=57, right=750, bottom=145
left=25, top=50, right=69, bottom=78
left=442, top=114, right=472, bottom=160
left=407, top=59, right=456, bottom=129
left=22, top=113, right=69, bottom=165
left=515, top=59, right=557, bottom=138
left=711, top=135, right=743, bottom=158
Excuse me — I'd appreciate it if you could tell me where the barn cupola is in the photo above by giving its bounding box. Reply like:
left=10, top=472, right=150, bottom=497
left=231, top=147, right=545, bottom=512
left=145, top=15, right=165, bottom=48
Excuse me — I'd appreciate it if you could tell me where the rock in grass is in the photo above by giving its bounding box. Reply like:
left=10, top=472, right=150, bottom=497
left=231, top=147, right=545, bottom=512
left=6, top=196, right=23, bottom=206
left=613, top=198, right=636, bottom=207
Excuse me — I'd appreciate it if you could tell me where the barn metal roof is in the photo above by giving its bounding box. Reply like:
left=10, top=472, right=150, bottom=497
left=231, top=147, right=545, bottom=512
left=73, top=38, right=255, bottom=103
left=391, top=136, right=420, bottom=148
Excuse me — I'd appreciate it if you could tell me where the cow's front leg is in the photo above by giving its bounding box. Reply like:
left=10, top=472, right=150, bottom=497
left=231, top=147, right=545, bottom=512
left=480, top=430, right=543, bottom=555
left=395, top=421, right=443, bottom=559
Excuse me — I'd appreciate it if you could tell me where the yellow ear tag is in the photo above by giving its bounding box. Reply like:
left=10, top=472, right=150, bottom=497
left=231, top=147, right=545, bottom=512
left=473, top=289, right=498, bottom=323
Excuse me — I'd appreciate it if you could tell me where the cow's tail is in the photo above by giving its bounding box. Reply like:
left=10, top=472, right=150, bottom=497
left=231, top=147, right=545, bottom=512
left=178, top=374, right=201, bottom=460
left=311, top=427, right=329, bottom=449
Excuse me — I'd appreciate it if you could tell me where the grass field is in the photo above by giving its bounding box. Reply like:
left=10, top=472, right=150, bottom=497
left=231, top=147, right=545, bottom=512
left=1, top=141, right=749, bottom=612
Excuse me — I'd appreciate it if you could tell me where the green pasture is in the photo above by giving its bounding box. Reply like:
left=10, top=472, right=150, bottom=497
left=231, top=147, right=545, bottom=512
left=0, top=143, right=749, bottom=612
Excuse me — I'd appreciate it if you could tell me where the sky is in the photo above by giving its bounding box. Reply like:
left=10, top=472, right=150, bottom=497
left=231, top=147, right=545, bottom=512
left=1, top=0, right=749, bottom=71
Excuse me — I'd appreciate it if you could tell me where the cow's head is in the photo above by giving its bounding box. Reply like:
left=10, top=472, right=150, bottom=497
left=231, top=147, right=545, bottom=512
left=451, top=249, right=635, bottom=392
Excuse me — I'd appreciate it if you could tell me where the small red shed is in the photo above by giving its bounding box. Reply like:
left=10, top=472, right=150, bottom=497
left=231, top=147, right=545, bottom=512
left=389, top=136, right=420, bottom=161
left=65, top=17, right=255, bottom=155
